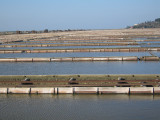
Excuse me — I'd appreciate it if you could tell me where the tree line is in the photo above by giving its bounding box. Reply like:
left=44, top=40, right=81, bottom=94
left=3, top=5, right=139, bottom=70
left=127, top=18, right=160, bottom=29
left=0, top=29, right=85, bottom=35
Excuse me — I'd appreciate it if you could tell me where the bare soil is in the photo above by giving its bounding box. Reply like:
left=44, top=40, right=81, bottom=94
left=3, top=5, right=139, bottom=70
left=1, top=29, right=160, bottom=43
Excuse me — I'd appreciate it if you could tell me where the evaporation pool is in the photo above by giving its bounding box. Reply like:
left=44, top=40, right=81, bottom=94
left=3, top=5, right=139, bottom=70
left=0, top=52, right=151, bottom=58
left=0, top=45, right=141, bottom=50
left=0, top=61, right=159, bottom=75
left=0, top=94, right=160, bottom=120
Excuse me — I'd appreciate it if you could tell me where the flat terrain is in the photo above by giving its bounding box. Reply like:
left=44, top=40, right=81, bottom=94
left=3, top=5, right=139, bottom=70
left=1, top=29, right=160, bottom=87
left=0, top=74, right=160, bottom=87
left=1, top=29, right=160, bottom=43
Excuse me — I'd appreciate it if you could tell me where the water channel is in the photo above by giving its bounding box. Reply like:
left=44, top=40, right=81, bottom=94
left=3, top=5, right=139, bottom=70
left=0, top=94, right=160, bottom=120
left=0, top=45, right=142, bottom=50
left=0, top=61, right=159, bottom=75
left=0, top=52, right=151, bottom=58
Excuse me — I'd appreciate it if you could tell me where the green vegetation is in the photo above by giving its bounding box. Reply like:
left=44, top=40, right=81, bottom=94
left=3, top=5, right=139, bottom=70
left=127, top=18, right=160, bottom=29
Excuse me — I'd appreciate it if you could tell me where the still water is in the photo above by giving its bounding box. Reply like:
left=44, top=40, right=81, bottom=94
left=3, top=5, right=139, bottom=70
left=0, top=45, right=141, bottom=50
left=0, top=52, right=151, bottom=58
left=0, top=94, right=160, bottom=120
left=0, top=61, right=160, bottom=75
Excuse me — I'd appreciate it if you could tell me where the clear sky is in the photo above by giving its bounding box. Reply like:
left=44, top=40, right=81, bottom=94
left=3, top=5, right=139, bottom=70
left=0, top=0, right=160, bottom=31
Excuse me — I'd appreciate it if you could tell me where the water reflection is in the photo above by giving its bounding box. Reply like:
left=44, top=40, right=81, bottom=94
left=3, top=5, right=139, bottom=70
left=0, top=45, right=141, bottom=50
left=0, top=52, right=151, bottom=58
left=0, top=94, right=160, bottom=120
left=1, top=94, right=160, bottom=101
left=0, top=61, right=159, bottom=75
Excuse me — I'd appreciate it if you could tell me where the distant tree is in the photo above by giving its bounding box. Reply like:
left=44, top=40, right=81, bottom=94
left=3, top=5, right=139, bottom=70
left=126, top=26, right=131, bottom=29
left=44, top=29, right=49, bottom=33
left=130, top=18, right=160, bottom=29
left=31, top=30, right=37, bottom=33
left=155, top=18, right=160, bottom=23
left=16, top=31, right=21, bottom=34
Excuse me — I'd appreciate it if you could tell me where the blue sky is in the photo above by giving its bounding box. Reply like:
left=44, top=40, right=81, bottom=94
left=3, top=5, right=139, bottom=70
left=0, top=0, right=160, bottom=31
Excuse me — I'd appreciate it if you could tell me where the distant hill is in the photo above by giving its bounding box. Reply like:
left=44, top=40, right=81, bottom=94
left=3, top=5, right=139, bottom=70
left=127, top=18, right=160, bottom=29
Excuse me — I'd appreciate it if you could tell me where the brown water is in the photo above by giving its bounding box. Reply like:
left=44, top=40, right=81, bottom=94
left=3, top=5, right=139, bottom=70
left=0, top=94, right=160, bottom=120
